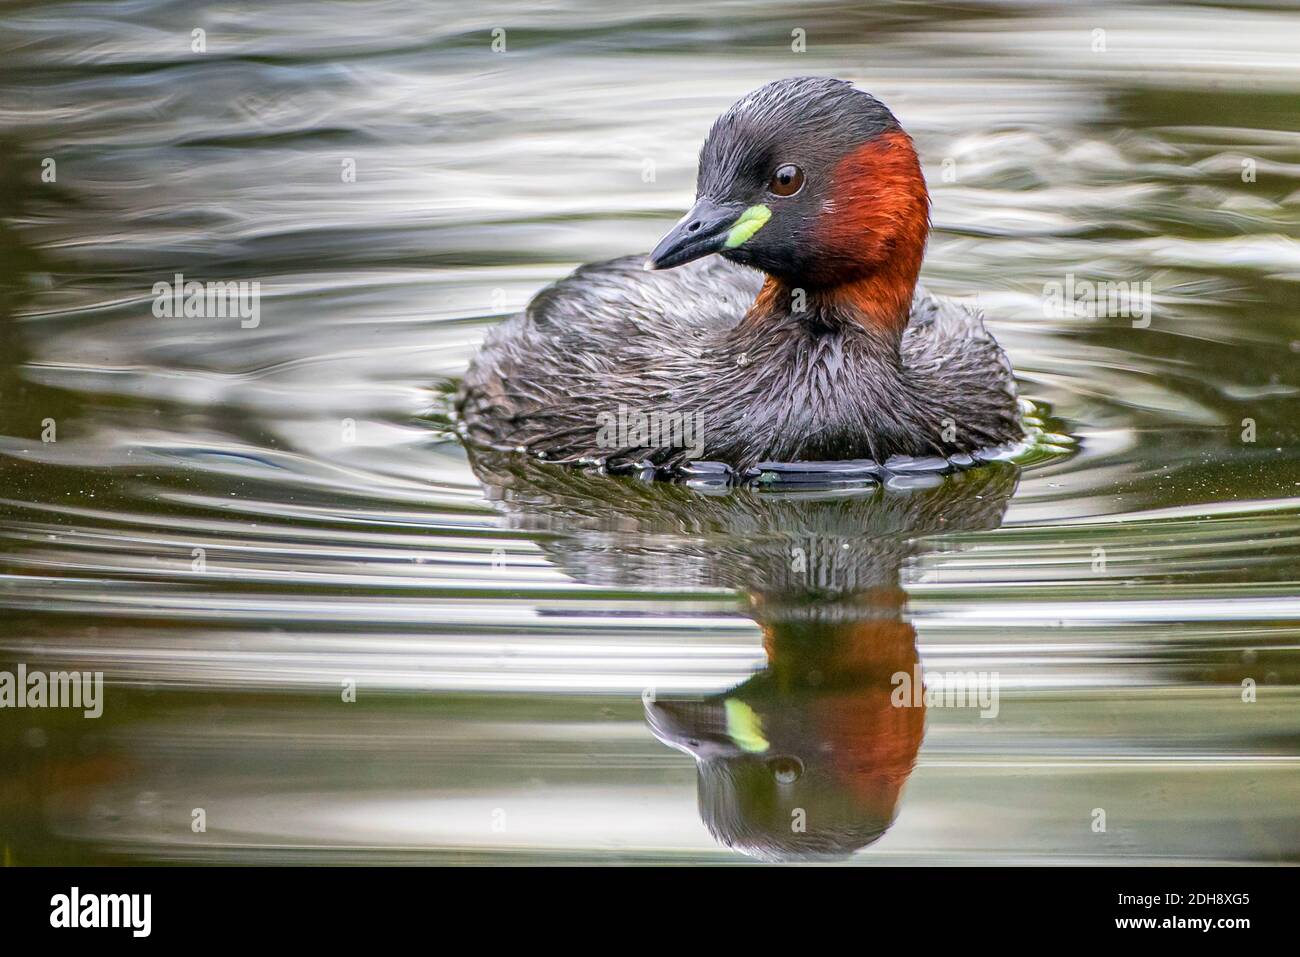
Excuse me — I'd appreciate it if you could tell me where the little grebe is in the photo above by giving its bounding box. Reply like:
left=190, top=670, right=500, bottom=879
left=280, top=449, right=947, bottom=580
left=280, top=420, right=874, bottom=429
left=458, top=77, right=1023, bottom=475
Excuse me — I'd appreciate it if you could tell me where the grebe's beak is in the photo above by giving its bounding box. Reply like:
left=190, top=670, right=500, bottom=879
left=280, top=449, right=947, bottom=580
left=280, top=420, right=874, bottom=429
left=645, top=197, right=746, bottom=270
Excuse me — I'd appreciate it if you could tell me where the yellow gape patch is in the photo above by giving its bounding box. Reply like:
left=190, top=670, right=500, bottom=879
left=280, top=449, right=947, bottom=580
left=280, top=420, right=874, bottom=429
left=725, top=205, right=772, bottom=249
left=724, top=697, right=770, bottom=753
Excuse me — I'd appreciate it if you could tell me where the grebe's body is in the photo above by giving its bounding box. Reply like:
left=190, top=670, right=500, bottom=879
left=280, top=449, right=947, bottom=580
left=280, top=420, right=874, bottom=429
left=461, top=256, right=1018, bottom=470
left=458, top=77, right=1023, bottom=474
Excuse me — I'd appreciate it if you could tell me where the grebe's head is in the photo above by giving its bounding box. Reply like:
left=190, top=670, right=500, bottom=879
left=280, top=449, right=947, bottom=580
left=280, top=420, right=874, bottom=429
left=648, top=77, right=930, bottom=321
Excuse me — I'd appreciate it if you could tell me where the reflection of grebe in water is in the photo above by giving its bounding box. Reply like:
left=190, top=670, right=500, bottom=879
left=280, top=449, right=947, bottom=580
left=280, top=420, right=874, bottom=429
left=647, top=596, right=924, bottom=861
left=466, top=450, right=1018, bottom=860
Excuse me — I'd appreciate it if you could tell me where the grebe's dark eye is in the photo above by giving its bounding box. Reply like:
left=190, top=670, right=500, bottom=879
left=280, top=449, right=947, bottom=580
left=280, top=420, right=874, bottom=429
left=768, top=755, right=804, bottom=784
left=767, top=164, right=804, bottom=197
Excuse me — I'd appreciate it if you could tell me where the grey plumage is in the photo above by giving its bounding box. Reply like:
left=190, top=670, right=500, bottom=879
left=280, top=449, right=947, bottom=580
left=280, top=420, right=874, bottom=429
left=457, top=255, right=1022, bottom=472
